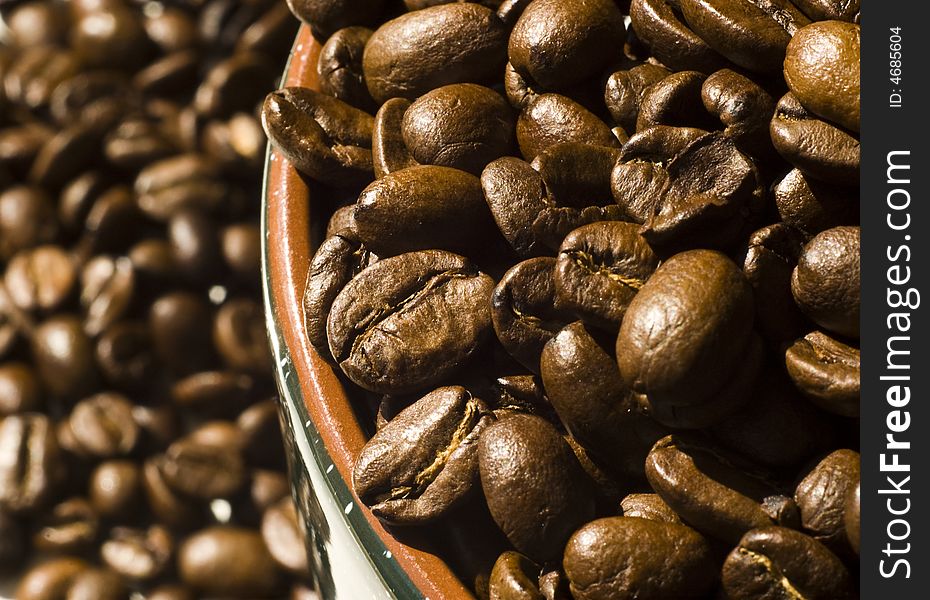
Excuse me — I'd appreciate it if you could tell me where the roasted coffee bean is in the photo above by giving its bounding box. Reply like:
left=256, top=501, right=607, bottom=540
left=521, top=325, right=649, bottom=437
left=4, top=245, right=77, bottom=315
left=194, top=52, right=274, bottom=119
left=149, top=292, right=215, bottom=374
left=251, top=470, right=291, bottom=513
left=645, top=435, right=779, bottom=545
left=134, top=154, right=229, bottom=222
left=678, top=0, right=810, bottom=73
left=362, top=3, right=508, bottom=104
left=71, top=6, right=152, bottom=70
left=785, top=330, right=859, bottom=416
left=133, top=50, right=201, bottom=98
left=508, top=0, right=625, bottom=90
left=146, top=584, right=198, bottom=600
left=95, top=321, right=159, bottom=391
left=6, top=1, right=69, bottom=48
left=516, top=94, right=620, bottom=161
left=261, top=87, right=374, bottom=187
left=402, top=84, right=514, bottom=175
left=68, top=393, right=139, bottom=458
left=792, top=226, right=860, bottom=339
left=774, top=168, right=859, bottom=239
left=795, top=449, right=860, bottom=555
left=261, top=497, right=309, bottom=576
left=604, top=63, right=671, bottom=134
left=620, top=493, right=681, bottom=523
left=168, top=209, right=224, bottom=283
left=531, top=143, right=620, bottom=209
left=15, top=558, right=90, bottom=600
left=286, top=0, right=385, bottom=39
left=327, top=250, right=495, bottom=394
left=66, top=568, right=129, bottom=600
left=80, top=255, right=134, bottom=337
left=354, top=165, right=498, bottom=256
left=201, top=113, right=266, bottom=171
left=0, top=414, right=60, bottom=514
left=0, top=186, right=59, bottom=259
left=372, top=98, right=419, bottom=178
left=478, top=413, right=595, bottom=563
left=170, top=370, right=256, bottom=415
left=785, top=21, right=860, bottom=132
left=59, top=172, right=110, bottom=236
left=354, top=386, right=494, bottom=524
left=48, top=71, right=135, bottom=131
left=317, top=27, right=376, bottom=111
left=160, top=437, right=246, bottom=500
left=221, top=223, right=262, bottom=286
left=481, top=157, right=549, bottom=258
left=563, top=517, right=716, bottom=600
left=4, top=45, right=80, bottom=110
left=32, top=315, right=100, bottom=399
left=617, top=250, right=755, bottom=413
left=89, top=460, right=143, bottom=520
left=489, top=551, right=543, bottom=600
left=143, top=7, right=199, bottom=52
left=629, top=0, right=728, bottom=73
left=238, top=400, right=285, bottom=470
left=770, top=92, right=860, bottom=184
left=101, top=525, right=174, bottom=581
left=103, top=117, right=178, bottom=170
left=32, top=497, right=99, bottom=553
left=637, top=70, right=716, bottom=131
left=701, top=68, right=776, bottom=159
left=722, top=526, right=856, bottom=600
left=553, top=222, right=658, bottom=330
left=142, top=456, right=200, bottom=530
left=29, top=123, right=101, bottom=191
left=845, top=480, right=859, bottom=554
left=542, top=322, right=665, bottom=478
left=212, top=298, right=271, bottom=373
left=178, top=526, right=284, bottom=597
left=794, top=0, right=860, bottom=21
left=0, top=362, right=44, bottom=416
left=742, top=223, right=808, bottom=344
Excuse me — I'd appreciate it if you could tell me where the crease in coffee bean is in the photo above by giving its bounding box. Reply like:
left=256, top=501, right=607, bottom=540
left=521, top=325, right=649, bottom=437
left=565, top=250, right=647, bottom=290
left=736, top=547, right=806, bottom=600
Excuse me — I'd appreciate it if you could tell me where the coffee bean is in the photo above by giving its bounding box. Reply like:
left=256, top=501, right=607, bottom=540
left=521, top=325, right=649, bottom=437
left=637, top=70, right=717, bottom=131
left=0, top=414, right=61, bottom=514
left=328, top=250, right=495, bottom=394
left=194, top=52, right=274, bottom=119
left=80, top=256, right=135, bottom=337
left=481, top=157, right=549, bottom=258
left=95, top=321, right=160, bottom=391
left=134, top=154, right=230, bottom=221
left=372, top=98, right=419, bottom=178
left=4, top=245, right=77, bottom=314
left=700, top=68, right=776, bottom=159
left=563, top=517, right=716, bottom=599
left=604, top=63, right=671, bottom=134
left=785, top=330, right=859, bottom=417
left=160, top=436, right=246, bottom=500
left=791, top=225, right=860, bottom=339
left=620, top=493, right=681, bottom=523
left=517, top=94, right=620, bottom=161
left=488, top=551, right=543, bottom=600
left=0, top=186, right=59, bottom=259
left=65, top=568, right=129, bottom=600
left=149, top=292, right=215, bottom=374
left=178, top=526, right=284, bottom=598
left=170, top=370, right=256, bottom=415
left=774, top=169, right=859, bottom=239
left=845, top=480, right=860, bottom=554
left=221, top=223, right=262, bottom=286
left=89, top=460, right=143, bottom=520
left=795, top=449, right=860, bottom=555
left=0, top=362, right=45, bottom=416
left=629, top=0, right=728, bottom=73
left=68, top=393, right=139, bottom=458
left=317, top=27, right=376, bottom=112
left=168, top=209, right=224, bottom=283
left=531, top=143, right=621, bottom=209
left=722, top=526, right=856, bottom=600
left=261, top=497, right=308, bottom=576
left=32, top=497, right=99, bottom=553
left=101, top=525, right=174, bottom=581
left=142, top=456, right=200, bottom=530
left=287, top=0, right=385, bottom=39
left=362, top=3, right=508, bottom=104
left=479, top=413, right=595, bottom=563
left=354, top=386, right=494, bottom=524
left=15, top=558, right=90, bottom=600
left=794, top=0, right=860, bottom=21
left=238, top=399, right=285, bottom=470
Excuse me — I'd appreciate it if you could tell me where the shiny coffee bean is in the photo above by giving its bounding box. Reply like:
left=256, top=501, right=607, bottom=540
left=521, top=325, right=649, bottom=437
left=80, top=255, right=135, bottom=337
left=160, top=437, right=246, bottom=500
left=488, top=551, right=543, bottom=600
left=4, top=246, right=77, bottom=314
left=32, top=497, right=99, bottom=553
left=101, top=525, right=174, bottom=581
left=785, top=330, right=860, bottom=417
left=221, top=223, right=262, bottom=286
left=531, top=143, right=620, bottom=209
left=0, top=362, right=44, bottom=416
left=89, top=460, right=143, bottom=520
left=65, top=568, right=129, bottom=600
left=287, top=0, right=385, bottom=39
left=317, top=27, right=377, bottom=111
left=791, top=225, right=860, bottom=339
left=68, top=393, right=139, bottom=458
left=142, top=457, right=200, bottom=530
left=194, top=52, right=274, bottom=119
left=604, top=63, right=671, bottom=134
left=170, top=370, right=256, bottom=416
left=238, top=400, right=285, bottom=470
left=774, top=168, right=859, bottom=240
left=479, top=413, right=595, bottom=563
left=134, top=154, right=230, bottom=222
left=372, top=98, right=419, bottom=178
left=701, top=68, right=776, bottom=159
left=480, top=157, right=549, bottom=258
left=620, top=493, right=681, bottom=523
left=15, top=558, right=90, bottom=600
left=178, top=526, right=284, bottom=598
left=0, top=414, right=61, bottom=514
left=149, top=292, right=215, bottom=374
left=629, top=0, right=728, bottom=73
left=213, top=298, right=272, bottom=373
left=795, top=449, right=860, bottom=555
left=517, top=94, right=620, bottom=161
left=95, top=321, right=159, bottom=391
left=0, top=186, right=59, bottom=259
left=261, top=497, right=309, bottom=576
left=354, top=386, right=494, bottom=524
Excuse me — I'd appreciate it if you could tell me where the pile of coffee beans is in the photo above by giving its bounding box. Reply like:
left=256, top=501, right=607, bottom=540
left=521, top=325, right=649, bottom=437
left=267, top=0, right=861, bottom=598
left=0, top=1, right=316, bottom=598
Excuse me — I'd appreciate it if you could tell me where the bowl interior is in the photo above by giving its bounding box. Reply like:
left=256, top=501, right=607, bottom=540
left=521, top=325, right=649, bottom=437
left=262, top=24, right=476, bottom=600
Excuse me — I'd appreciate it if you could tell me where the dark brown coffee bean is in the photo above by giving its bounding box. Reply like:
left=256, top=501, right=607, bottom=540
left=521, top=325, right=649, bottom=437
left=317, top=27, right=376, bottom=111
left=95, top=321, right=159, bottom=391
left=0, top=362, right=44, bottom=416
left=636, top=70, right=716, bottom=131
left=287, top=0, right=385, bottom=39
left=629, top=0, right=729, bottom=73
left=101, top=525, right=173, bottom=581
left=88, top=460, right=142, bottom=520
left=221, top=223, right=262, bottom=286
left=80, top=256, right=134, bottom=337
left=201, top=113, right=266, bottom=171
left=517, top=94, right=620, bottom=161
left=66, top=568, right=129, bottom=600
left=845, top=480, right=859, bottom=554
left=722, top=526, right=856, bottom=600
left=402, top=84, right=514, bottom=175
left=617, top=249, right=755, bottom=412
left=194, top=52, right=274, bottom=119
left=355, top=165, right=500, bottom=256
left=489, top=551, right=543, bottom=600
left=491, top=257, right=572, bottom=373
left=143, top=7, right=199, bottom=52
left=132, top=50, right=201, bottom=98
left=479, top=413, right=595, bottom=563
left=149, top=292, right=215, bottom=374
left=212, top=298, right=271, bottom=373
left=261, top=87, right=374, bottom=187
left=0, top=185, right=59, bottom=259
left=59, top=172, right=110, bottom=236
left=372, top=98, right=419, bottom=178
left=33, top=497, right=99, bottom=553
left=32, top=315, right=100, bottom=399
left=68, top=393, right=139, bottom=458
left=604, top=63, right=671, bottom=134
left=328, top=251, right=495, bottom=394
left=4, top=46, right=80, bottom=110
left=530, top=143, right=620, bottom=209
left=792, top=225, right=860, bottom=339
left=29, top=123, right=101, bottom=191
left=142, top=457, right=200, bottom=529
left=4, top=246, right=77, bottom=314
left=774, top=169, right=859, bottom=239
left=563, top=517, right=716, bottom=600
left=785, top=21, right=860, bottom=132
left=48, top=71, right=135, bottom=131
left=508, top=0, right=625, bottom=90
left=770, top=92, right=860, bottom=184
left=645, top=435, right=779, bottom=545
left=541, top=322, right=666, bottom=478
left=261, top=497, right=308, bottom=576
left=168, top=209, right=223, bottom=283
left=785, top=330, right=859, bottom=416
left=0, top=413, right=61, bottom=514
left=701, top=68, right=776, bottom=159
left=186, top=420, right=243, bottom=450
left=481, top=157, right=549, bottom=258
left=620, top=493, right=681, bottom=523
left=362, top=3, right=508, bottom=104
left=71, top=6, right=152, bottom=70
left=554, top=222, right=658, bottom=330
left=795, top=449, right=860, bottom=555
left=238, top=399, right=285, bottom=470
left=794, top=0, right=859, bottom=21
left=134, top=154, right=230, bottom=222
left=178, top=526, right=284, bottom=597
left=15, top=558, right=90, bottom=600
left=170, top=370, right=256, bottom=415
left=161, top=438, right=246, bottom=500
left=742, top=223, right=808, bottom=344
left=103, top=117, right=178, bottom=170
left=354, top=386, right=494, bottom=524
left=678, top=0, right=810, bottom=73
